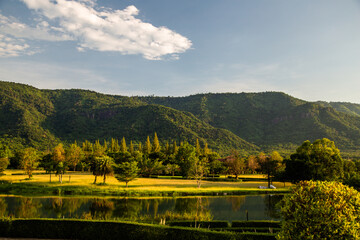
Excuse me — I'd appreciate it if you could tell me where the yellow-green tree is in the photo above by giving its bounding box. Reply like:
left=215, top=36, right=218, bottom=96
left=53, top=143, right=66, bottom=183
left=278, top=181, right=360, bottom=239
left=66, top=141, right=84, bottom=171
left=151, top=133, right=161, bottom=153
left=20, top=147, right=39, bottom=179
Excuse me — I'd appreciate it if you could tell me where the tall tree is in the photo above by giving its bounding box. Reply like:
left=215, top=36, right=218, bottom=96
left=226, top=150, right=246, bottom=179
left=284, top=138, right=344, bottom=182
left=53, top=143, right=66, bottom=183
left=129, top=141, right=134, bottom=155
left=120, top=137, right=127, bottom=153
left=98, top=156, right=114, bottom=184
left=176, top=142, right=198, bottom=178
left=258, top=151, right=283, bottom=188
left=152, top=133, right=161, bottom=153
left=66, top=141, right=84, bottom=171
left=144, top=136, right=151, bottom=155
left=20, top=147, right=39, bottom=179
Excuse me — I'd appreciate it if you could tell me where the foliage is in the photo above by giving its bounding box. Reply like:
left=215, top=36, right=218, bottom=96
left=277, top=180, right=360, bottom=240
left=19, top=147, right=39, bottom=179
left=0, top=158, right=9, bottom=174
left=284, top=138, right=344, bottom=182
left=257, top=151, right=283, bottom=188
left=225, top=150, right=246, bottom=179
left=114, top=161, right=139, bottom=187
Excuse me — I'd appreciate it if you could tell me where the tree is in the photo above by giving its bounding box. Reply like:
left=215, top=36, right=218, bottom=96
left=151, top=132, right=161, bottom=153
left=0, top=158, right=9, bottom=175
left=90, top=157, right=102, bottom=184
left=175, top=142, right=197, bottom=178
left=189, top=156, right=209, bottom=188
left=20, top=147, right=39, bottom=179
left=114, top=161, right=139, bottom=187
left=53, top=144, right=66, bottom=183
left=41, top=153, right=56, bottom=182
left=66, top=142, right=84, bottom=171
left=143, top=136, right=151, bottom=155
left=277, top=180, right=360, bottom=239
left=247, top=155, right=259, bottom=174
left=120, top=137, right=127, bottom=153
left=209, top=160, right=224, bottom=178
left=226, top=150, right=246, bottom=179
left=258, top=151, right=283, bottom=188
left=284, top=138, right=344, bottom=182
left=99, top=156, right=114, bottom=184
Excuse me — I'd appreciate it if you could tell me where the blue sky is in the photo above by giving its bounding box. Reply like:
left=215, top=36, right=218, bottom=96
left=1, top=0, right=360, bottom=103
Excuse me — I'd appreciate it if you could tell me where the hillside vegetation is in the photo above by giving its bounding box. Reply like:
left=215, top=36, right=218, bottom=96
left=1, top=81, right=360, bottom=156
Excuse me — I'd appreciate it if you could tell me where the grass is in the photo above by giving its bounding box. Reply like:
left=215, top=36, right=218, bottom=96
left=0, top=170, right=291, bottom=197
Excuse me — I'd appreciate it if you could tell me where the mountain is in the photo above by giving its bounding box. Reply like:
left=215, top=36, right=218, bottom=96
left=1, top=81, right=360, bottom=157
left=317, top=101, right=360, bottom=118
left=140, top=93, right=360, bottom=154
left=0, top=81, right=257, bottom=155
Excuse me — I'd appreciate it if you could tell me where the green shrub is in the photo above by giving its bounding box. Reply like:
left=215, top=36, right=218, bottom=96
left=168, top=220, right=230, bottom=228
left=277, top=180, right=360, bottom=239
left=231, top=221, right=281, bottom=228
left=224, top=227, right=281, bottom=233
left=0, top=219, right=239, bottom=240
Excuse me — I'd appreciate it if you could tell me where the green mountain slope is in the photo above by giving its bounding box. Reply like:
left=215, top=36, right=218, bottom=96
left=0, top=81, right=258, bottom=155
left=317, top=101, right=360, bottom=117
left=140, top=93, right=360, bottom=151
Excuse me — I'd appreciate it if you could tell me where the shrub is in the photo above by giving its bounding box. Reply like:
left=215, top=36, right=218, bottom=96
left=231, top=221, right=281, bottom=228
left=168, top=220, right=230, bottom=228
left=277, top=180, right=360, bottom=240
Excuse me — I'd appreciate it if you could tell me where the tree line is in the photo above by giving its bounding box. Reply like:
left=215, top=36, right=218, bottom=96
left=1, top=135, right=359, bottom=189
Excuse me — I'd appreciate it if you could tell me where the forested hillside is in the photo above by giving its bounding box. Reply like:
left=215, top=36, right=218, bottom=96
left=1, top=81, right=360, bottom=156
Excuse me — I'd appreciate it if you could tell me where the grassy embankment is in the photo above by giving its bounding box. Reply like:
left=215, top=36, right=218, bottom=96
left=0, top=170, right=291, bottom=197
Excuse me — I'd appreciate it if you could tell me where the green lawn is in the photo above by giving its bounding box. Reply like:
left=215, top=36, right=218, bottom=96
left=0, top=170, right=291, bottom=197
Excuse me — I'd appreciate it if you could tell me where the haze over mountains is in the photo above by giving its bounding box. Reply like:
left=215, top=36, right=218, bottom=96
left=1, top=81, right=360, bottom=156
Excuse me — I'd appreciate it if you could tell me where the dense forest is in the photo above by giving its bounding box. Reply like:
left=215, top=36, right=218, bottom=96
left=1, top=80, right=360, bottom=158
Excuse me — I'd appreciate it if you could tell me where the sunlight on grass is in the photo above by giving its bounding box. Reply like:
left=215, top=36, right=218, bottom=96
left=1, top=169, right=291, bottom=193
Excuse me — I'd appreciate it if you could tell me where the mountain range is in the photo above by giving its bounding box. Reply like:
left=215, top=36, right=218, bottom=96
left=1, top=81, right=360, bottom=157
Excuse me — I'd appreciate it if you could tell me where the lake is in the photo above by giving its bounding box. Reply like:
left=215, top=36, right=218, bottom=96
left=0, top=194, right=283, bottom=222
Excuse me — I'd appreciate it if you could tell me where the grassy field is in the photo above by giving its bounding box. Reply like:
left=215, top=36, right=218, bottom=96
left=0, top=170, right=291, bottom=197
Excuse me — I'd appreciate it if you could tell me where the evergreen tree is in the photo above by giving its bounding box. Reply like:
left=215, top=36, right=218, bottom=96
left=114, top=161, right=139, bottom=187
left=110, top=138, right=120, bottom=153
left=172, top=141, right=178, bottom=155
left=144, top=136, right=151, bottom=155
left=152, top=132, right=161, bottom=153
left=138, top=142, right=143, bottom=153
left=120, top=137, right=127, bottom=153
left=129, top=141, right=134, bottom=155
left=195, top=139, right=201, bottom=157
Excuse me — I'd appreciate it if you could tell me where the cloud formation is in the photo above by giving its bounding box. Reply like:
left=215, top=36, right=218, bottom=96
left=16, top=0, right=192, bottom=60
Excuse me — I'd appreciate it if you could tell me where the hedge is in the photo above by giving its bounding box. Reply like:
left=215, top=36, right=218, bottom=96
left=231, top=221, right=281, bottom=228
left=0, top=219, right=276, bottom=240
left=222, top=227, right=281, bottom=233
left=168, top=220, right=230, bottom=228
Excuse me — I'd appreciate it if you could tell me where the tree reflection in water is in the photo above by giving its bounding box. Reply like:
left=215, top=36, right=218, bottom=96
left=225, top=196, right=246, bottom=212
left=264, top=195, right=283, bottom=219
left=0, top=198, right=8, bottom=218
left=89, top=199, right=114, bottom=220
left=16, top=198, right=42, bottom=218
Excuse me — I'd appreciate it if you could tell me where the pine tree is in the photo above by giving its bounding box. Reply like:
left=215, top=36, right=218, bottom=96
left=110, top=138, right=120, bottom=153
left=172, top=141, right=178, bottom=155
left=152, top=132, right=161, bottom=153
left=129, top=141, right=134, bottom=155
left=120, top=137, right=127, bottom=153
left=195, top=138, right=201, bottom=157
left=144, top=136, right=151, bottom=155
left=138, top=142, right=143, bottom=153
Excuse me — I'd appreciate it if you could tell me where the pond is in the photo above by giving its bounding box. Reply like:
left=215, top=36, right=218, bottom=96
left=0, top=194, right=283, bottom=222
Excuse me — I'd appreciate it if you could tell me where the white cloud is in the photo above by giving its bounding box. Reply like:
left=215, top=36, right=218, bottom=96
left=0, top=14, right=73, bottom=42
left=20, top=0, right=192, bottom=60
left=0, top=34, right=33, bottom=57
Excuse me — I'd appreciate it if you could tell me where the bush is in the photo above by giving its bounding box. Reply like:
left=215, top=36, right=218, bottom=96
left=168, top=220, right=230, bottom=228
left=0, top=219, right=239, bottom=240
left=231, top=221, right=281, bottom=228
left=277, top=180, right=360, bottom=239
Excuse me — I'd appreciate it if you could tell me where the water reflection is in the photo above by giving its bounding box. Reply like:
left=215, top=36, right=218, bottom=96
left=0, top=195, right=283, bottom=222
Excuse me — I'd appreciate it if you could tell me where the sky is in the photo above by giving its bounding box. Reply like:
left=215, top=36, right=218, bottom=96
left=1, top=0, right=360, bottom=103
